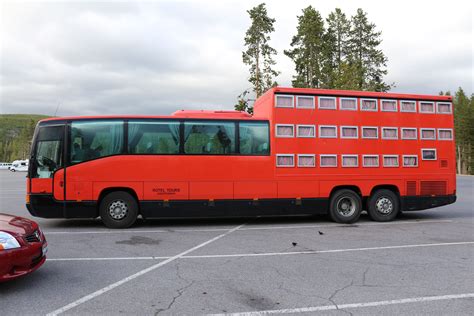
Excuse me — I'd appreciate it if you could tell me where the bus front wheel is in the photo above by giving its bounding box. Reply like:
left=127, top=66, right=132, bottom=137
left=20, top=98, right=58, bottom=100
left=329, top=189, right=362, bottom=224
left=99, top=191, right=138, bottom=229
left=367, top=189, right=399, bottom=222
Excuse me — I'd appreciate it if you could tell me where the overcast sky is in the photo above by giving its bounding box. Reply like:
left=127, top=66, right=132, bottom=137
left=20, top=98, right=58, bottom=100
left=0, top=0, right=472, bottom=116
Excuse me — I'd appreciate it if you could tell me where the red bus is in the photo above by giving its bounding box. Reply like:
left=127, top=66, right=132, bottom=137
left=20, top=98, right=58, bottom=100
left=26, top=87, right=456, bottom=228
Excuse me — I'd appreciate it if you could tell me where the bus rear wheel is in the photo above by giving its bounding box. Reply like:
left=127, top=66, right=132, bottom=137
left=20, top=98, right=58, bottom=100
left=329, top=189, right=362, bottom=224
left=368, top=189, right=399, bottom=222
left=100, top=191, right=138, bottom=229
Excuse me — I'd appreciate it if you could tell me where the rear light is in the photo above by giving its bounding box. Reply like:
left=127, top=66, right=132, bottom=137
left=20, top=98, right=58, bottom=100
left=26, top=194, right=30, bottom=204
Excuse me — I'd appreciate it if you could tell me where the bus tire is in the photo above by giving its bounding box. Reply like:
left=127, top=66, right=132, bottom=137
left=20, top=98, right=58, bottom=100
left=99, top=191, right=138, bottom=229
left=368, top=189, right=399, bottom=222
left=329, top=189, right=362, bottom=224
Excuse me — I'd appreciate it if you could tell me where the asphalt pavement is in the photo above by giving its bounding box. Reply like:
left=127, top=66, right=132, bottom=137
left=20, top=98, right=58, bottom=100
left=0, top=170, right=473, bottom=315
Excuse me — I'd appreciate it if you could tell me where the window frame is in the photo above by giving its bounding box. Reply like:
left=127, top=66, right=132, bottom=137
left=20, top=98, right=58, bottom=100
left=420, top=128, right=436, bottom=140
left=276, top=154, right=295, bottom=167
left=436, top=102, right=452, bottom=114
left=297, top=154, right=316, bottom=167
left=127, top=120, right=181, bottom=155
left=238, top=121, right=271, bottom=156
left=419, top=101, right=435, bottom=114
left=342, top=155, right=359, bottom=168
left=438, top=128, right=453, bottom=140
left=400, top=100, right=417, bottom=113
left=383, top=155, right=399, bottom=167
left=361, top=126, right=379, bottom=139
left=340, top=126, right=359, bottom=139
left=403, top=155, right=419, bottom=167
left=360, top=98, right=378, bottom=112
left=363, top=155, right=379, bottom=167
left=296, top=125, right=316, bottom=138
left=319, top=125, right=338, bottom=138
left=381, top=127, right=399, bottom=140
left=401, top=127, right=418, bottom=140
left=275, top=124, right=295, bottom=138
left=421, top=148, right=437, bottom=161
left=339, top=97, right=358, bottom=111
left=318, top=96, right=337, bottom=110
left=381, top=99, right=398, bottom=112
left=275, top=95, right=294, bottom=108
left=296, top=96, right=315, bottom=109
left=320, top=154, right=338, bottom=167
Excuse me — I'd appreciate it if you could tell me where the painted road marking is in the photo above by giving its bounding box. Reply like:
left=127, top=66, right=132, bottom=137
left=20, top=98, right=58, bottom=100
left=43, top=219, right=454, bottom=235
left=47, top=241, right=474, bottom=262
left=207, top=293, right=474, bottom=315
left=46, top=223, right=245, bottom=316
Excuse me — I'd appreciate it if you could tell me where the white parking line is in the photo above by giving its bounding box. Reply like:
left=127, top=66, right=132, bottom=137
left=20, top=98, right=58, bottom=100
left=46, top=223, right=246, bottom=316
left=46, top=241, right=474, bottom=262
left=207, top=293, right=474, bottom=315
left=43, top=219, right=454, bottom=235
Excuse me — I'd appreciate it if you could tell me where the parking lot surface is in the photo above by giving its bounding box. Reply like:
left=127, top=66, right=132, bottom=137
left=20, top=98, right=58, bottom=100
left=0, top=170, right=473, bottom=315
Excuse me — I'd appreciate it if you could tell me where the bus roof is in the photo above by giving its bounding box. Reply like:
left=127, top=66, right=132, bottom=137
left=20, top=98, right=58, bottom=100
left=272, top=87, right=453, bottom=101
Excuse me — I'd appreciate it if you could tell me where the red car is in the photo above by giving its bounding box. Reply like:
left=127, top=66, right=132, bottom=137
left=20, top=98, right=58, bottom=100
left=0, top=213, right=47, bottom=282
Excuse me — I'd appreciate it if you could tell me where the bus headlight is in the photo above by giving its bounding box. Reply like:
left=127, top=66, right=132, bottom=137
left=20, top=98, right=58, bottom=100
left=0, top=232, right=21, bottom=250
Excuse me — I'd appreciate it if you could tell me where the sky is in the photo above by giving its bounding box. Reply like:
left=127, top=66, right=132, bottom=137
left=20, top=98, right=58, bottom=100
left=0, top=0, right=472, bottom=116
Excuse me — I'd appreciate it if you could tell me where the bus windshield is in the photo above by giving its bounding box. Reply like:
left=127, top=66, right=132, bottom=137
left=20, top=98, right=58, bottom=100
left=32, top=125, right=64, bottom=178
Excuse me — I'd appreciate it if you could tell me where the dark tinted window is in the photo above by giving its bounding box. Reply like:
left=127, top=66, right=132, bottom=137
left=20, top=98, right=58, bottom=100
left=33, top=125, right=64, bottom=178
left=184, top=121, right=236, bottom=154
left=70, top=121, right=124, bottom=164
left=128, top=121, right=180, bottom=154
left=239, top=122, right=269, bottom=155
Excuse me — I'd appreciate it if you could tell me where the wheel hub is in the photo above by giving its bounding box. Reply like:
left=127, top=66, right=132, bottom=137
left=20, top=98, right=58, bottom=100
left=376, top=197, right=393, bottom=215
left=109, top=200, right=128, bottom=220
left=336, top=197, right=356, bottom=217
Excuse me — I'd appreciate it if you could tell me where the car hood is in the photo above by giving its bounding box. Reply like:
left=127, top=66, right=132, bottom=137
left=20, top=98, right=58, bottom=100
left=0, top=213, right=37, bottom=236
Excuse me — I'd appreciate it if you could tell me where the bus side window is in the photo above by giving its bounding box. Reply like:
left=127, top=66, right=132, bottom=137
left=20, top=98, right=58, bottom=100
left=184, top=121, right=236, bottom=155
left=239, top=122, right=269, bottom=155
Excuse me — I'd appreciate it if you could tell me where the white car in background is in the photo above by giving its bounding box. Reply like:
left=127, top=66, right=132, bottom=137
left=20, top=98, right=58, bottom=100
left=0, top=163, right=12, bottom=170
left=10, top=160, right=28, bottom=172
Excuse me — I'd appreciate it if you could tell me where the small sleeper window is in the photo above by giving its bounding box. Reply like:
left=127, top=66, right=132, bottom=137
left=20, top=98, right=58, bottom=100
left=276, top=154, right=294, bottom=167
left=422, top=149, right=437, bottom=160
left=437, top=102, right=452, bottom=114
left=361, top=99, right=377, bottom=111
left=382, top=127, right=398, bottom=139
left=401, top=100, right=416, bottom=112
left=275, top=95, right=294, bottom=108
left=298, top=154, right=315, bottom=167
left=401, top=128, right=417, bottom=140
left=403, top=155, right=418, bottom=167
left=438, top=129, right=453, bottom=140
left=318, top=97, right=336, bottom=109
left=383, top=155, right=399, bottom=167
left=296, top=96, right=315, bottom=109
left=420, top=128, right=436, bottom=140
left=319, top=126, right=337, bottom=138
left=340, top=98, right=357, bottom=110
left=362, top=127, right=378, bottom=139
left=342, top=155, right=358, bottom=167
left=363, top=155, right=379, bottom=167
left=381, top=100, right=397, bottom=112
left=320, top=155, right=337, bottom=167
left=275, top=124, right=294, bottom=137
left=420, top=101, right=435, bottom=113
left=340, top=126, right=358, bottom=139
left=297, top=125, right=315, bottom=138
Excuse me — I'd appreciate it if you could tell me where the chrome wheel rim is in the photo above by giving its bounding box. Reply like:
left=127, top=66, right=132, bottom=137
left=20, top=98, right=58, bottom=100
left=336, top=197, right=356, bottom=217
left=375, top=197, right=393, bottom=215
left=109, top=200, right=128, bottom=220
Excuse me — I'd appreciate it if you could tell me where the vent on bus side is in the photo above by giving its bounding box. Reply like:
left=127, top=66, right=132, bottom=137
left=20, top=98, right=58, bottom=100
left=420, top=181, right=447, bottom=196
left=406, top=181, right=417, bottom=196
left=440, top=159, right=448, bottom=168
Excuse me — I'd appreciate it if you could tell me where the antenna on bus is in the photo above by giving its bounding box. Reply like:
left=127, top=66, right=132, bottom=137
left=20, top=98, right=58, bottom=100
left=53, top=101, right=61, bottom=117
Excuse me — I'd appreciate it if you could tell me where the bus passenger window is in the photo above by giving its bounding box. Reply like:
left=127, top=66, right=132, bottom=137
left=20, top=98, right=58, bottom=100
left=184, top=121, right=236, bottom=154
left=70, top=121, right=124, bottom=164
left=239, top=122, right=269, bottom=155
left=128, top=121, right=180, bottom=154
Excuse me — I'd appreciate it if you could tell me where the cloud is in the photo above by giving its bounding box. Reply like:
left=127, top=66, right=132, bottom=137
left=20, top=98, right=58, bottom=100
left=0, top=0, right=472, bottom=116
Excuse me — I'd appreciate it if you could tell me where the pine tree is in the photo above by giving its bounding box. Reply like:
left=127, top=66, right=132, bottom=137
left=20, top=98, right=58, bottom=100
left=234, top=89, right=253, bottom=114
left=242, top=3, right=279, bottom=100
left=284, top=6, right=325, bottom=88
left=322, top=8, right=351, bottom=88
left=453, top=88, right=471, bottom=174
left=347, top=9, right=391, bottom=91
